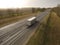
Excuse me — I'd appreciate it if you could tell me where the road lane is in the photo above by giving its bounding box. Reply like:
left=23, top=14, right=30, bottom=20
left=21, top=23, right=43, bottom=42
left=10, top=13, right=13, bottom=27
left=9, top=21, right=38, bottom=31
left=0, top=17, right=30, bottom=44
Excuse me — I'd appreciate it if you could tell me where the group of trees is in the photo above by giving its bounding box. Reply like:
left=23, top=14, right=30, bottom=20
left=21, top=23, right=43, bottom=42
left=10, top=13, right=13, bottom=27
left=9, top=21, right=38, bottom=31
left=0, top=8, right=32, bottom=19
left=52, top=7, right=60, bottom=17
left=32, top=8, right=46, bottom=13
left=0, top=8, right=46, bottom=19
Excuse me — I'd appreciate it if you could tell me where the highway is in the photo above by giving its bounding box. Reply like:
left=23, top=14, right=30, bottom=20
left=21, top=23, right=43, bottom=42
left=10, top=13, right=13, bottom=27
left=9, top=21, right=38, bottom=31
left=0, top=9, right=51, bottom=45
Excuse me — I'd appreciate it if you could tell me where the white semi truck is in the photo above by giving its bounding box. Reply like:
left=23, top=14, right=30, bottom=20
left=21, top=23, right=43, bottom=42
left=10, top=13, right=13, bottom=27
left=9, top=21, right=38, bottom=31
left=26, top=17, right=37, bottom=26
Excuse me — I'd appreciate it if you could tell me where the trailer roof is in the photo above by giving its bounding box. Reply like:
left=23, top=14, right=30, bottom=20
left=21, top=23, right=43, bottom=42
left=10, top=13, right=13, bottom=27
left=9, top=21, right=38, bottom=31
left=27, top=17, right=36, bottom=21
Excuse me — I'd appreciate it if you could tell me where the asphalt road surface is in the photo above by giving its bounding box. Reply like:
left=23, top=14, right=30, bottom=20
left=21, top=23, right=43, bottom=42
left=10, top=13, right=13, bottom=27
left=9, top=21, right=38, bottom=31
left=0, top=9, right=51, bottom=45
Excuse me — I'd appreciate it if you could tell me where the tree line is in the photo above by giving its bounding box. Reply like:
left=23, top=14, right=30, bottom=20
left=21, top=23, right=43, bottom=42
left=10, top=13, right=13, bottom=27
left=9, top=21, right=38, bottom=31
left=0, top=8, right=46, bottom=19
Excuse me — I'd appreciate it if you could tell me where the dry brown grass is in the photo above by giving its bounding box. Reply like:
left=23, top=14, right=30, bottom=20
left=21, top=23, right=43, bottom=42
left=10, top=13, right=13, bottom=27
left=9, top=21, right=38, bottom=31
left=45, top=12, right=60, bottom=45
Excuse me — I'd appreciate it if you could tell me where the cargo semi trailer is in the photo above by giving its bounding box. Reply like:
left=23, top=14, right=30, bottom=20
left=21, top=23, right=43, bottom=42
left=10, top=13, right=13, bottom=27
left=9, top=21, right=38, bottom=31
left=26, top=17, right=37, bottom=26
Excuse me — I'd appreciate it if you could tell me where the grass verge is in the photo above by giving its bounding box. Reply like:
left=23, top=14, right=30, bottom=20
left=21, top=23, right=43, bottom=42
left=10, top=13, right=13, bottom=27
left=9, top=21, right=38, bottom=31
left=43, top=11, right=60, bottom=45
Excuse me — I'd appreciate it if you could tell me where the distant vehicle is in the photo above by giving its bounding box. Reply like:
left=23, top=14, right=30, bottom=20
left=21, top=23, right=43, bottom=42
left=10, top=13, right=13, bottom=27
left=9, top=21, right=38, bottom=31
left=26, top=17, right=37, bottom=26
